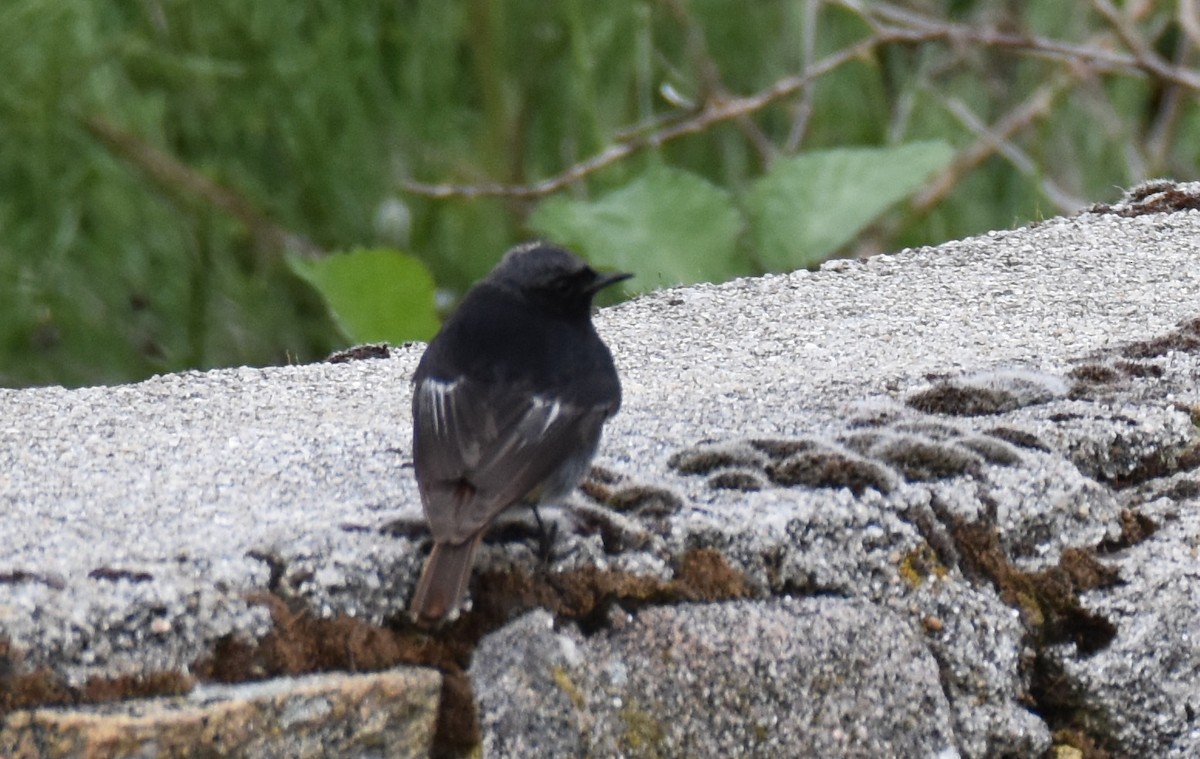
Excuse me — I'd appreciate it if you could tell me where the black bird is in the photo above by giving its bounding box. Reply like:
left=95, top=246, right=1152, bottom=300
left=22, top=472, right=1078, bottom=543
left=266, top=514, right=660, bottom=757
left=409, top=242, right=630, bottom=624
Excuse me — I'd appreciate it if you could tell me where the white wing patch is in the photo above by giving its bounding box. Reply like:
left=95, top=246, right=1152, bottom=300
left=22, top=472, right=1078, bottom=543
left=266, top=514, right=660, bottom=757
left=421, top=378, right=461, bottom=437
left=491, top=396, right=564, bottom=459
left=419, top=380, right=576, bottom=479
left=532, top=396, right=563, bottom=435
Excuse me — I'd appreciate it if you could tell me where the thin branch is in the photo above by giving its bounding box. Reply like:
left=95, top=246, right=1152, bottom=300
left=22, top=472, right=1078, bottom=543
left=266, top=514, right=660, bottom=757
left=662, top=0, right=776, bottom=165
left=936, top=91, right=1086, bottom=212
left=911, top=76, right=1076, bottom=213
left=402, top=12, right=1200, bottom=201
left=1090, top=0, right=1158, bottom=65
left=1146, top=39, right=1193, bottom=170
left=400, top=33, right=879, bottom=199
left=82, top=116, right=322, bottom=258
left=839, top=0, right=1200, bottom=87
left=1182, top=0, right=1200, bottom=50
left=784, top=0, right=821, bottom=153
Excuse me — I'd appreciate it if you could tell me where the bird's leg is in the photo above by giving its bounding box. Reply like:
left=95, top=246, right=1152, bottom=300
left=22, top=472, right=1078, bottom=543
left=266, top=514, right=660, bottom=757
left=528, top=503, right=559, bottom=566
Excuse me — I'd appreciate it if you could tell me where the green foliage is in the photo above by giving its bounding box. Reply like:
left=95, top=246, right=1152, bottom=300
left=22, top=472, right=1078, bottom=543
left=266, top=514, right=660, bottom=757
left=528, top=144, right=953, bottom=288
left=0, top=0, right=1196, bottom=386
left=529, top=165, right=746, bottom=293
left=747, top=142, right=956, bottom=272
left=288, top=249, right=439, bottom=345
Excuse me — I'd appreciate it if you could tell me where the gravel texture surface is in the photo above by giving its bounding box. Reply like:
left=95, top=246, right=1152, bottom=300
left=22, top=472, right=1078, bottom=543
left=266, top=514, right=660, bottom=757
left=5, top=182, right=1200, bottom=755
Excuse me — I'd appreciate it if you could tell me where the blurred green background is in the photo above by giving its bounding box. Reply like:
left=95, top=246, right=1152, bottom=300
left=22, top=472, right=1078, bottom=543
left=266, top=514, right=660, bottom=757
left=1, top=0, right=1196, bottom=387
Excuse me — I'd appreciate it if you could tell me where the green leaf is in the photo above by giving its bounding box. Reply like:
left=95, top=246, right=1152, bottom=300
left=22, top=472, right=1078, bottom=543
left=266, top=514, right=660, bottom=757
left=529, top=164, right=746, bottom=293
left=747, top=141, right=955, bottom=271
left=287, top=248, right=439, bottom=344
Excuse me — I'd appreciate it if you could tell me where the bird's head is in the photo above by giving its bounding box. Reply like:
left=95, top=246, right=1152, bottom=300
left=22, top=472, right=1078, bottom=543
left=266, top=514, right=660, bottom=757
left=489, top=242, right=632, bottom=319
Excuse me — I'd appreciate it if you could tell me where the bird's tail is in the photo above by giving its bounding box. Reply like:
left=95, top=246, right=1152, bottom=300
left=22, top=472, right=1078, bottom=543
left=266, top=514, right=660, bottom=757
left=410, top=534, right=483, bottom=626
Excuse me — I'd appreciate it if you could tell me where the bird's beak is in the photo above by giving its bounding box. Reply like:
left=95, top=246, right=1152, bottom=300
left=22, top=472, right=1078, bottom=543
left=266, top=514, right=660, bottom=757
left=589, top=270, right=633, bottom=294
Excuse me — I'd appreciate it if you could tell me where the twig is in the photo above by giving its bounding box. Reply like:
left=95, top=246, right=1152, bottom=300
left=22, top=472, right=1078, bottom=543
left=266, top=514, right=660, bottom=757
left=400, top=33, right=880, bottom=199
left=911, top=76, right=1076, bottom=213
left=935, top=91, right=1086, bottom=212
left=1090, top=0, right=1158, bottom=65
left=785, top=0, right=821, bottom=153
left=82, top=116, right=322, bottom=258
left=662, top=0, right=776, bottom=165
left=402, top=12, right=1200, bottom=201
left=1093, top=0, right=1195, bottom=173
left=851, top=72, right=1082, bottom=258
left=837, top=0, right=1200, bottom=87
left=1145, top=42, right=1193, bottom=170
left=1182, top=0, right=1200, bottom=50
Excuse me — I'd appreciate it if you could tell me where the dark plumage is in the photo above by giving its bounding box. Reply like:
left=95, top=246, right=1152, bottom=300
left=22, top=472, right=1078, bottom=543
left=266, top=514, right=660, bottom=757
left=409, top=242, right=630, bottom=624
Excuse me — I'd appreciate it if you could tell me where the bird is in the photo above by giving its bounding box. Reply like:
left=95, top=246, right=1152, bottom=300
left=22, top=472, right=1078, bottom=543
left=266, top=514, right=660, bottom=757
left=409, top=242, right=630, bottom=625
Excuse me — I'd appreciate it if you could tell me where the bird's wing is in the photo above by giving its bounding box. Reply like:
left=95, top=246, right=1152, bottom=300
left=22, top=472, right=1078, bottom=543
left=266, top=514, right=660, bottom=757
left=413, top=377, right=613, bottom=543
